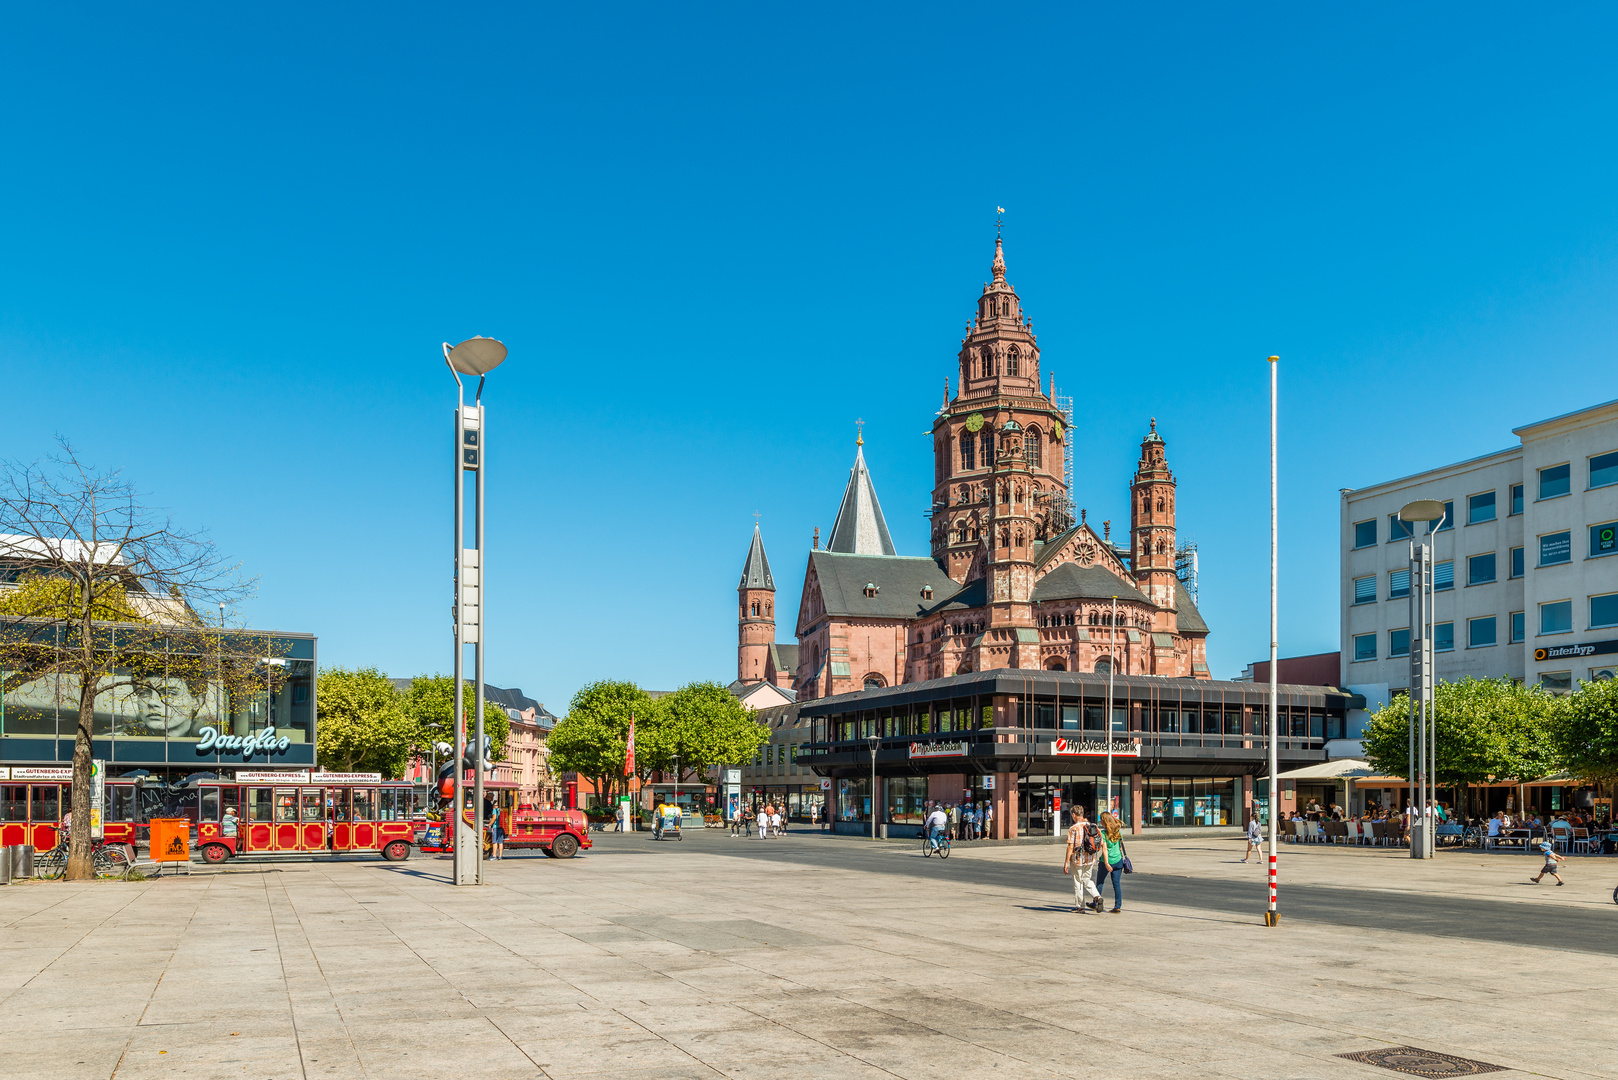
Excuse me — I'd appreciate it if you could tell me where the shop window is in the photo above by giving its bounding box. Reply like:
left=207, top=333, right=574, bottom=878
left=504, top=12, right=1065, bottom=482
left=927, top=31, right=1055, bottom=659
left=1540, top=671, right=1573, bottom=693
left=1540, top=463, right=1571, bottom=499
left=1468, top=491, right=1495, bottom=524
left=1540, top=531, right=1571, bottom=567
left=1593, top=450, right=1618, bottom=490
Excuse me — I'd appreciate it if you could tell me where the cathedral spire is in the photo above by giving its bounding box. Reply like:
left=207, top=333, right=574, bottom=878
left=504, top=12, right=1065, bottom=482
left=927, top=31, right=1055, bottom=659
left=827, top=439, right=897, bottom=556
left=991, top=235, right=1006, bottom=283
left=739, top=523, right=774, bottom=590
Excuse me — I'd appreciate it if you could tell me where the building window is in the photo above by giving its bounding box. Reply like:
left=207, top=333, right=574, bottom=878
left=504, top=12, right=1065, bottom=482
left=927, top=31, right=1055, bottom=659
left=980, top=431, right=995, bottom=467
left=1540, top=463, right=1571, bottom=500
left=1434, top=560, right=1454, bottom=591
left=1510, top=546, right=1524, bottom=578
left=1388, top=515, right=1414, bottom=542
left=1540, top=599, right=1573, bottom=635
left=1468, top=615, right=1497, bottom=648
left=1467, top=552, right=1496, bottom=586
left=1353, top=576, right=1376, bottom=605
left=1592, top=593, right=1618, bottom=630
left=1510, top=483, right=1524, bottom=515
left=1025, top=427, right=1042, bottom=469
left=1510, top=611, right=1525, bottom=643
left=1353, top=633, right=1377, bottom=662
left=1467, top=491, right=1496, bottom=524
left=1354, top=519, right=1377, bottom=548
left=1389, top=628, right=1410, bottom=658
left=1008, top=346, right=1020, bottom=377
left=1436, top=501, right=1454, bottom=531
left=863, top=675, right=884, bottom=690
left=1591, top=450, right=1618, bottom=490
left=1434, top=622, right=1454, bottom=653
left=1540, top=671, right=1573, bottom=693
left=960, top=434, right=975, bottom=470
left=1389, top=568, right=1410, bottom=600
left=1540, top=531, right=1572, bottom=567
left=1591, top=521, right=1618, bottom=559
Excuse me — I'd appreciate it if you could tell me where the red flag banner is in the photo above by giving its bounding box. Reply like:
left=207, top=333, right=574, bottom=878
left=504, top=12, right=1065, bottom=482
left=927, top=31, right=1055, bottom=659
left=624, top=715, right=636, bottom=777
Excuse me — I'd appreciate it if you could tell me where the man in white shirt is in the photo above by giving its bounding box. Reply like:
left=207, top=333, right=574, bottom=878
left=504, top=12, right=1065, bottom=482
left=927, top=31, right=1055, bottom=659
left=924, top=807, right=949, bottom=852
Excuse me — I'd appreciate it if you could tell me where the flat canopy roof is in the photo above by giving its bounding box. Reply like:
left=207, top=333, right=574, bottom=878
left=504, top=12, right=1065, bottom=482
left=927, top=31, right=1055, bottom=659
left=796, top=670, right=1362, bottom=716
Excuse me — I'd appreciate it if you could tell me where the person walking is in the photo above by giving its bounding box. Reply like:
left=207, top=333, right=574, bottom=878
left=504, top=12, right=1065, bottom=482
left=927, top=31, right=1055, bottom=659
left=1098, top=811, right=1127, bottom=912
left=1062, top=806, right=1103, bottom=913
left=1243, top=814, right=1263, bottom=863
left=1530, top=835, right=1566, bottom=885
left=490, top=803, right=506, bottom=860
left=983, top=799, right=993, bottom=839
left=770, top=807, right=783, bottom=837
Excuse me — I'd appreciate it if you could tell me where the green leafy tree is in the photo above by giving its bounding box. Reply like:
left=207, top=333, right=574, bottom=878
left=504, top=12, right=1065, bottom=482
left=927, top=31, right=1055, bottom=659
left=399, top=674, right=510, bottom=769
left=1362, top=677, right=1562, bottom=788
left=315, top=667, right=414, bottom=776
left=547, top=680, right=655, bottom=806
left=648, top=681, right=769, bottom=783
left=1554, top=676, right=1618, bottom=782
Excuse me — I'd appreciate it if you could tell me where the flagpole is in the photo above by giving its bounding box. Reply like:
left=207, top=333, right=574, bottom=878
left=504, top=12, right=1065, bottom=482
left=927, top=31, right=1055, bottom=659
left=1266, top=355, right=1280, bottom=928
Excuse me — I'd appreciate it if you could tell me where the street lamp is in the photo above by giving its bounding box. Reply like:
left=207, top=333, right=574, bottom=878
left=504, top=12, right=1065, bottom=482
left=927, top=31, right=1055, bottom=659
left=867, top=734, right=881, bottom=840
left=1400, top=498, right=1447, bottom=860
left=446, top=335, right=507, bottom=887
left=1104, top=594, right=1117, bottom=820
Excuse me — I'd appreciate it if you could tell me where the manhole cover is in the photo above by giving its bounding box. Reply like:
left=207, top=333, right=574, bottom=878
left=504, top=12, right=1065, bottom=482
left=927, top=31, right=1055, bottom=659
left=1336, top=1047, right=1508, bottom=1077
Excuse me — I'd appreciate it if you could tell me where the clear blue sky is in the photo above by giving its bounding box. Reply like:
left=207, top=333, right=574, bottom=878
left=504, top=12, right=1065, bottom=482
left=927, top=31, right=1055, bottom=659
left=5, top=6, right=1618, bottom=710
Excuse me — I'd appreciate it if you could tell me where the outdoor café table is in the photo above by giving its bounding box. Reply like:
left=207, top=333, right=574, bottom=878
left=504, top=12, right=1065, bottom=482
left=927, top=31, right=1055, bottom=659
left=1494, top=830, right=1532, bottom=849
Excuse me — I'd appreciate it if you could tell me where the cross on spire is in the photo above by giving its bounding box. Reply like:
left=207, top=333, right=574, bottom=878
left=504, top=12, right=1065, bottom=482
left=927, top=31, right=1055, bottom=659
left=995, top=205, right=1005, bottom=238
left=855, top=417, right=865, bottom=446
left=753, top=510, right=761, bottom=525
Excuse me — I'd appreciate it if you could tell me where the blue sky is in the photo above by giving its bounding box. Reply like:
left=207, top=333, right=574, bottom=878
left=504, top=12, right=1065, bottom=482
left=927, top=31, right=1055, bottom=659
left=5, top=6, right=1618, bottom=710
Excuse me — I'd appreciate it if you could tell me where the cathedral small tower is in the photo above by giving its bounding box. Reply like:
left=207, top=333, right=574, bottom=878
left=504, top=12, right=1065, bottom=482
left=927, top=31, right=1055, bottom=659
left=985, top=420, right=1037, bottom=628
left=1130, top=419, right=1179, bottom=623
left=737, top=524, right=776, bottom=684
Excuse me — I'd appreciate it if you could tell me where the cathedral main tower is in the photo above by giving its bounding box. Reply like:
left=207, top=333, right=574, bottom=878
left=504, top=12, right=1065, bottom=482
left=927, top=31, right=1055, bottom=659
left=1130, top=420, right=1179, bottom=624
left=930, top=235, right=1072, bottom=583
left=737, top=524, right=775, bottom=684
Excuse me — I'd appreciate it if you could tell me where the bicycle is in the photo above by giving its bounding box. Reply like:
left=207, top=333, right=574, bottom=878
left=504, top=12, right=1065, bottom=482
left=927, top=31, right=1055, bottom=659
left=921, top=831, right=951, bottom=859
left=35, top=838, right=133, bottom=880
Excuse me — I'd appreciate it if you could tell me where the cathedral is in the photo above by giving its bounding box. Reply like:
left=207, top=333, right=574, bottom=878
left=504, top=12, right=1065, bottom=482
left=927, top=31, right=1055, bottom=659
left=737, top=236, right=1211, bottom=700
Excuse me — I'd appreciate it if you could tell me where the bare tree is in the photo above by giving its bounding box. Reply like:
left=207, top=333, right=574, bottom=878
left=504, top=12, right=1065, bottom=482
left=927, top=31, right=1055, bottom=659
left=0, top=441, right=281, bottom=881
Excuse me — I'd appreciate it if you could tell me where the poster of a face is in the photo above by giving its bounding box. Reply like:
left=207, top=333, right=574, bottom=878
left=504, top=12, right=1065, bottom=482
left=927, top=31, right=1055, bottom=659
left=118, top=678, right=222, bottom=738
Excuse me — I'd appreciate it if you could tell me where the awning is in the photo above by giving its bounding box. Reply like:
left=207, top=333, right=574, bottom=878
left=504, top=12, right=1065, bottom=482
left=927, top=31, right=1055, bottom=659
left=1276, top=758, right=1377, bottom=781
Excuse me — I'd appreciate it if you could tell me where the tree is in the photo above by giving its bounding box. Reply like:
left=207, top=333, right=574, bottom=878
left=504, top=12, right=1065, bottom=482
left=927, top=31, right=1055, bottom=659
left=399, top=674, right=511, bottom=769
left=1554, top=676, right=1618, bottom=782
left=0, top=442, right=266, bottom=881
left=648, top=681, right=769, bottom=783
left=315, top=668, right=415, bottom=776
left=1362, top=677, right=1562, bottom=790
left=547, top=680, right=655, bottom=806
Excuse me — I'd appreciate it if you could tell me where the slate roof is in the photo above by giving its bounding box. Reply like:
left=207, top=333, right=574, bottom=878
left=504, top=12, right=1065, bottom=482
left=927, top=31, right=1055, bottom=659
left=739, top=524, right=774, bottom=590
left=1032, top=562, right=1150, bottom=605
left=827, top=445, right=897, bottom=556
left=1174, top=580, right=1208, bottom=633
left=809, top=551, right=946, bottom=619
left=768, top=643, right=799, bottom=675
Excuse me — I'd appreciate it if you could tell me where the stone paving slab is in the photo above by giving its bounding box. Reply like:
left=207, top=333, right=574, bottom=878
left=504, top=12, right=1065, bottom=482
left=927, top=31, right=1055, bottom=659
left=2, top=829, right=1616, bottom=1079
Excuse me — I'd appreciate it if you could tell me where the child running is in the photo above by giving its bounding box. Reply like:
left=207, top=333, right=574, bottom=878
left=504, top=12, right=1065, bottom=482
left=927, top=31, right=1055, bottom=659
left=1530, top=835, right=1566, bottom=886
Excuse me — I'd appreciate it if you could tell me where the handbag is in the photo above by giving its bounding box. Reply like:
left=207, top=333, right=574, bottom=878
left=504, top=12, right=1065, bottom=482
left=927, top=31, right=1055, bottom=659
left=1120, top=841, right=1133, bottom=874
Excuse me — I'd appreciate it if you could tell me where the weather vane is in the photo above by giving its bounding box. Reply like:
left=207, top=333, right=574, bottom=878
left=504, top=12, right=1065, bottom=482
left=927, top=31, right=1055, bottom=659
left=996, top=205, right=1005, bottom=237
left=856, top=417, right=865, bottom=446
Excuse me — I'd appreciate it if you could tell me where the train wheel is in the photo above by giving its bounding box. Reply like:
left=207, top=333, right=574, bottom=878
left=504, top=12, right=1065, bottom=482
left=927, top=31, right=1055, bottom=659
left=201, top=844, right=231, bottom=865
left=551, top=833, right=579, bottom=859
left=382, top=840, right=411, bottom=862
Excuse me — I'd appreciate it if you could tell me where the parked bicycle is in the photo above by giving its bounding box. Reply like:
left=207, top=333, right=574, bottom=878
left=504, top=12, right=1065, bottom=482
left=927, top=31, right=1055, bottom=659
left=34, top=838, right=133, bottom=879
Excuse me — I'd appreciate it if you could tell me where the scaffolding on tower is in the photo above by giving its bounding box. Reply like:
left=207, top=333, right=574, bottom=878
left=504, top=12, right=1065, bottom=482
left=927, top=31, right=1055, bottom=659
left=1175, top=541, right=1200, bottom=604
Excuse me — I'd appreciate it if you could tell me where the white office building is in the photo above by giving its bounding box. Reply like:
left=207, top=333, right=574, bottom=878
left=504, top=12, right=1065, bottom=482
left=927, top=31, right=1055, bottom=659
left=1340, top=399, right=1618, bottom=704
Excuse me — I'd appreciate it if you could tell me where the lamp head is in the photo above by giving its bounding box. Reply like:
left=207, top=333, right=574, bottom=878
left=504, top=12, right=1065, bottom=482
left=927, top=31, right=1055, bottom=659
left=444, top=336, right=508, bottom=376
left=1398, top=500, right=1446, bottom=524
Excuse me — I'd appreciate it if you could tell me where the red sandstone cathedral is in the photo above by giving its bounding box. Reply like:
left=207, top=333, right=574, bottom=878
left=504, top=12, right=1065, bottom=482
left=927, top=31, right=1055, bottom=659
left=737, top=236, right=1210, bottom=701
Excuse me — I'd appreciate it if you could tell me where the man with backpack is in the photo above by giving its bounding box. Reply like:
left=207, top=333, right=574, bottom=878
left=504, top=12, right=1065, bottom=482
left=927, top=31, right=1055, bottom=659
left=1062, top=805, right=1104, bottom=913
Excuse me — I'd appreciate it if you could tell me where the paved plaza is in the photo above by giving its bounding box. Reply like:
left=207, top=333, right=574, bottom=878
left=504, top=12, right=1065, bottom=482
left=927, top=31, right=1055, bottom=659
left=2, top=828, right=1615, bottom=1080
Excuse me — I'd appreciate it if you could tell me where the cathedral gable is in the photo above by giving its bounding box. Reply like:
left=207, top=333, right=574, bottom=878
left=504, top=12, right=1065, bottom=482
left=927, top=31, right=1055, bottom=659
left=1036, top=524, right=1130, bottom=582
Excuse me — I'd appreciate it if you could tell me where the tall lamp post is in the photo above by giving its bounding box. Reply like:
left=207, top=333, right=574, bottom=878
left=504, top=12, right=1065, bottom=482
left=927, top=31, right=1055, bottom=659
left=1400, top=499, right=1446, bottom=859
left=1104, top=595, right=1118, bottom=819
left=867, top=735, right=880, bottom=840
left=445, top=335, right=507, bottom=887
left=1266, top=355, right=1280, bottom=927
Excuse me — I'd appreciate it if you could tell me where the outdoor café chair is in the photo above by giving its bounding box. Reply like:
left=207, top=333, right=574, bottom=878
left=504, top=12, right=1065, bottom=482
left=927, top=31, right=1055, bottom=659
left=1572, top=828, right=1593, bottom=855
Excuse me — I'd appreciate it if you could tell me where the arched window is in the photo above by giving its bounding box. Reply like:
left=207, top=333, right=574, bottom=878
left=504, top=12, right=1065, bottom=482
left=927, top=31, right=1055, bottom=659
left=980, top=431, right=995, bottom=466
left=1157, top=497, right=1164, bottom=512
left=1001, top=299, right=1010, bottom=317
left=750, top=600, right=759, bottom=616
left=765, top=601, right=772, bottom=616
left=863, top=675, right=885, bottom=691
left=980, top=346, right=993, bottom=378
left=1094, top=656, right=1113, bottom=675
left=961, top=434, right=975, bottom=470
left=1065, top=613, right=1074, bottom=626
left=1045, top=659, right=1066, bottom=671
left=1008, top=346, right=1020, bottom=376
left=1025, top=427, right=1042, bottom=469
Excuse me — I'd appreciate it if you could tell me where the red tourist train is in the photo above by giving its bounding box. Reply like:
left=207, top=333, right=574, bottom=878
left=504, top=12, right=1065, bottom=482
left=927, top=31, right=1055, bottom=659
left=1, top=767, right=417, bottom=864
left=417, top=778, right=592, bottom=859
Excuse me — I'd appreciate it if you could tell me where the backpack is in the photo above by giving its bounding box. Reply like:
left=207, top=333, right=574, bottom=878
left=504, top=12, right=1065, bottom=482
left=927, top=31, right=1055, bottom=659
left=1077, top=823, right=1099, bottom=858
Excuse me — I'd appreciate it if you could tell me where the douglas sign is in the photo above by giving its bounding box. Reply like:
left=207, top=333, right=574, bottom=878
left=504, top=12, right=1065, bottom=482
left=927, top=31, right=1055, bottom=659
left=195, top=725, right=292, bottom=757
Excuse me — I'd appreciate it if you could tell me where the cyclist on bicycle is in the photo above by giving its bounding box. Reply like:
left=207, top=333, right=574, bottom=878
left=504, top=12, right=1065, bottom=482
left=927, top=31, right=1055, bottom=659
left=924, top=806, right=949, bottom=853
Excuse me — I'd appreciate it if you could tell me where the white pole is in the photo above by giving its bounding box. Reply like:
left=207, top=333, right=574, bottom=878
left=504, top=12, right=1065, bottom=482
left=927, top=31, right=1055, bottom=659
left=1266, top=356, right=1279, bottom=927
left=1105, top=595, right=1117, bottom=819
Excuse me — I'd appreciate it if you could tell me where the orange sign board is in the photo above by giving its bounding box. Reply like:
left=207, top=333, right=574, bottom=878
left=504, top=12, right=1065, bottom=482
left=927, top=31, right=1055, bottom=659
left=149, top=818, right=191, bottom=863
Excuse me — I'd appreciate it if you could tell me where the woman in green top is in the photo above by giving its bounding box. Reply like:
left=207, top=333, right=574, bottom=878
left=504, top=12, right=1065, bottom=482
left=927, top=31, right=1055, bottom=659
left=1097, top=812, right=1126, bottom=913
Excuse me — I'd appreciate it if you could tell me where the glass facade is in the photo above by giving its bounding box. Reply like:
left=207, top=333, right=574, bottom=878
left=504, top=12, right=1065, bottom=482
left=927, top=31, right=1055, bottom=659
left=1145, top=778, right=1235, bottom=827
